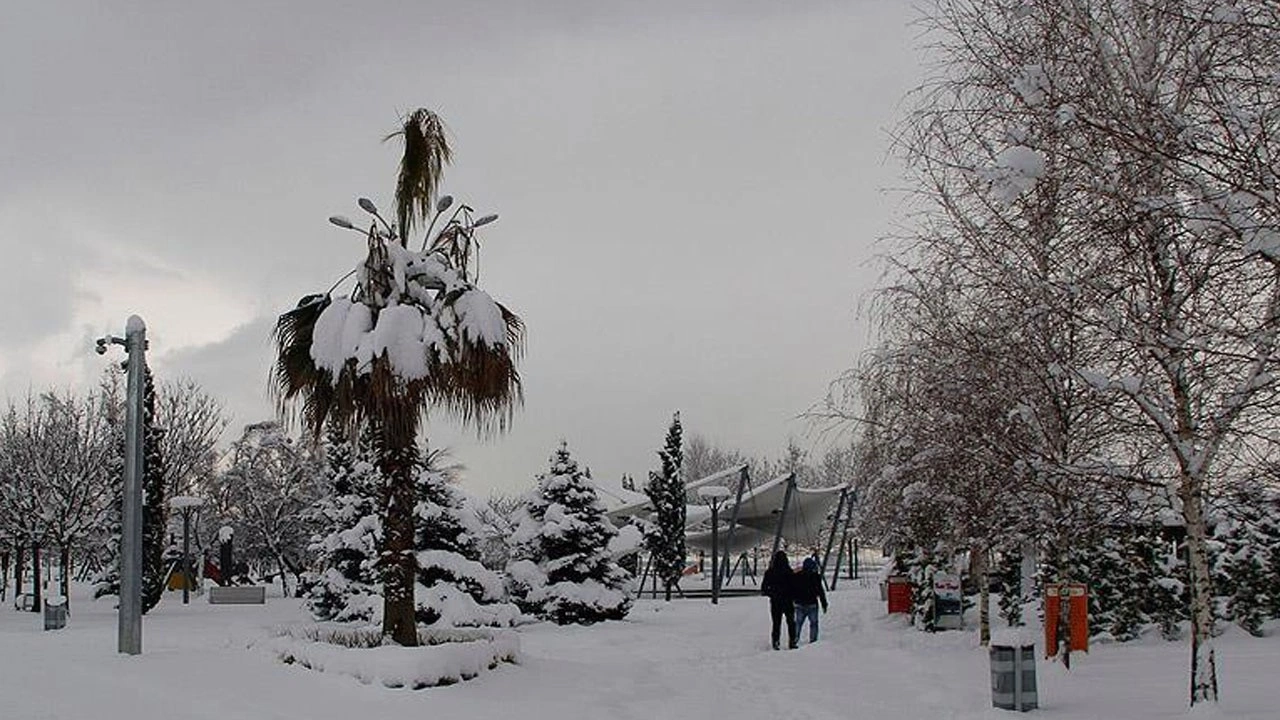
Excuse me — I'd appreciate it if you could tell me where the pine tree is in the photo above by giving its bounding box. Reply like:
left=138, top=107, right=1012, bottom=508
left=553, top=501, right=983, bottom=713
left=304, top=422, right=384, bottom=623
left=1147, top=539, right=1187, bottom=642
left=140, top=367, right=169, bottom=613
left=1087, top=532, right=1147, bottom=642
left=506, top=442, right=633, bottom=625
left=1212, top=493, right=1277, bottom=637
left=414, top=448, right=519, bottom=628
left=1261, top=490, right=1280, bottom=620
left=645, top=412, right=686, bottom=601
left=904, top=548, right=940, bottom=632
left=994, top=543, right=1026, bottom=627
left=92, top=370, right=126, bottom=600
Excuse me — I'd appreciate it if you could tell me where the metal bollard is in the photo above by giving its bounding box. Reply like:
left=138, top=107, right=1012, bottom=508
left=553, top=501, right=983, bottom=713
left=990, top=638, right=1038, bottom=711
left=44, top=599, right=68, bottom=631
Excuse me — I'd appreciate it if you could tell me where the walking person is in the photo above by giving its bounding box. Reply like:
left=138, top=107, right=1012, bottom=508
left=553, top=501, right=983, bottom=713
left=794, top=556, right=828, bottom=644
left=761, top=550, right=798, bottom=650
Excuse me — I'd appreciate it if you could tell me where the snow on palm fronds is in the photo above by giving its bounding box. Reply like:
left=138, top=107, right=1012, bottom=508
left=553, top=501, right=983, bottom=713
left=271, top=204, right=523, bottom=443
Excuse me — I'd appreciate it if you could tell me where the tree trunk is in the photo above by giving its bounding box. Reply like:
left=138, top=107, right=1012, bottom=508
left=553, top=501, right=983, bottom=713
left=1, top=549, right=8, bottom=602
left=1180, top=476, right=1218, bottom=705
left=1047, top=536, right=1072, bottom=670
left=31, top=542, right=42, bottom=613
left=15, top=545, right=24, bottom=602
left=60, top=546, right=71, bottom=608
left=379, top=443, right=419, bottom=647
left=976, top=546, right=991, bottom=646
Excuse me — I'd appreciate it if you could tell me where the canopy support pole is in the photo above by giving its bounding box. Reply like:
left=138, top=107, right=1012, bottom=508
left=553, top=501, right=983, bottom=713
left=720, top=465, right=749, bottom=581
left=770, top=472, right=797, bottom=558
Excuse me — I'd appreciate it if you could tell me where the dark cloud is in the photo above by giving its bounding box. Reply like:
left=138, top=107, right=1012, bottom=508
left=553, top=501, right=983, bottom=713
left=0, top=1, right=920, bottom=494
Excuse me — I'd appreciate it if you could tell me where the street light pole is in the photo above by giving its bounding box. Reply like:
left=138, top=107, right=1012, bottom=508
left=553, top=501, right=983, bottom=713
left=698, top=486, right=731, bottom=605
left=98, top=315, right=146, bottom=655
left=170, top=497, right=205, bottom=605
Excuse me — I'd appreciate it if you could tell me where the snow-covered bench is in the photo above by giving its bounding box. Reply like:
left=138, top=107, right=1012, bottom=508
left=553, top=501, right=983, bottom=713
left=208, top=586, right=266, bottom=605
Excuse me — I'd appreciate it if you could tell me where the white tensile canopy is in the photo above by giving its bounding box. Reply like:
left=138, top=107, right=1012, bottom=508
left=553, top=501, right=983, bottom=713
left=686, top=473, right=846, bottom=553
left=600, top=466, right=846, bottom=554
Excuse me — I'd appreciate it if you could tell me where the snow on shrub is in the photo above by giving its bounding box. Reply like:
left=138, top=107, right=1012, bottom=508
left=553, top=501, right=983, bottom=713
left=263, top=625, right=518, bottom=689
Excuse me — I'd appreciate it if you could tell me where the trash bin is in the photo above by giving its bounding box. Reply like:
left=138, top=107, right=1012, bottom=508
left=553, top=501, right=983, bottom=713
left=44, top=597, right=68, bottom=631
left=990, top=630, right=1037, bottom=712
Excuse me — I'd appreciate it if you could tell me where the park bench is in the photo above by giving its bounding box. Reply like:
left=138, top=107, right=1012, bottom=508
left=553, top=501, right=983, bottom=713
left=207, top=586, right=266, bottom=605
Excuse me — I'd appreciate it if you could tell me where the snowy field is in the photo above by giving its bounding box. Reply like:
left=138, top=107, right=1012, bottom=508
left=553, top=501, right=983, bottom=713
left=3, top=582, right=1277, bottom=720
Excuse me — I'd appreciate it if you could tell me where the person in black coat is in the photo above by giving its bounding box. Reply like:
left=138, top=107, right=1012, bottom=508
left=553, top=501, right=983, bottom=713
left=760, top=550, right=798, bottom=650
left=793, top=556, right=828, bottom=644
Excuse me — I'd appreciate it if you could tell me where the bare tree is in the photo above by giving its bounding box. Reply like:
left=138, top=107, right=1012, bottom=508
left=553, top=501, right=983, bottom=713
left=208, top=422, right=322, bottom=596
left=844, top=0, right=1280, bottom=704
left=156, top=379, right=227, bottom=498
left=0, top=392, right=115, bottom=606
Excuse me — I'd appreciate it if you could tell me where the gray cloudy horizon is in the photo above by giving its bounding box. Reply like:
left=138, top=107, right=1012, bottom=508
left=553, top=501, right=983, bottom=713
left=0, top=1, right=921, bottom=496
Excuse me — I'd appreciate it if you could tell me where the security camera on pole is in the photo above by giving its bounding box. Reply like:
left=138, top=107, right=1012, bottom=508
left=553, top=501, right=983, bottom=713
left=97, top=315, right=147, bottom=655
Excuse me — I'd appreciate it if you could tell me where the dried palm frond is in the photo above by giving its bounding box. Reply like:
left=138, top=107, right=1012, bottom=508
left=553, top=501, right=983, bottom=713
left=424, top=298, right=525, bottom=437
left=270, top=293, right=335, bottom=438
left=385, top=109, right=452, bottom=248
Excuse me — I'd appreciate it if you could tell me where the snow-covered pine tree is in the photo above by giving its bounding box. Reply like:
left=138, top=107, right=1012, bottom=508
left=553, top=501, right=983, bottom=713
left=995, top=547, right=1024, bottom=627
left=1212, top=490, right=1278, bottom=637
left=506, top=442, right=633, bottom=625
left=92, top=370, right=126, bottom=600
left=645, top=412, right=686, bottom=601
left=1085, top=530, right=1153, bottom=642
left=1146, top=537, right=1187, bottom=641
left=414, top=448, right=519, bottom=628
left=305, top=422, right=383, bottom=623
left=141, top=367, right=169, bottom=614
left=1262, top=489, right=1280, bottom=620
left=902, top=547, right=941, bottom=632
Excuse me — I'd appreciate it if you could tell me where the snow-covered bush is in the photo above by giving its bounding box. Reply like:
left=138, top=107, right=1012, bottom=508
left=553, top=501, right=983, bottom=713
left=506, top=442, right=633, bottom=624
left=263, top=625, right=519, bottom=689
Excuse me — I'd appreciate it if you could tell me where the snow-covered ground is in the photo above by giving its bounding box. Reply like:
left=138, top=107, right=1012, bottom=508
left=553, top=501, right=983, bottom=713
left=3, top=582, right=1277, bottom=719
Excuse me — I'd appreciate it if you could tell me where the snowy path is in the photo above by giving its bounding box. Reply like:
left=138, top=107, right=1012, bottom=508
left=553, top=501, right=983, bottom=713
left=2, top=584, right=1277, bottom=719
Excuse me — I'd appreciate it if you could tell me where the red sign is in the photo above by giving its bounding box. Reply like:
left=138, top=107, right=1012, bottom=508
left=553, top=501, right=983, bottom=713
left=887, top=576, right=912, bottom=614
left=1044, top=583, right=1089, bottom=654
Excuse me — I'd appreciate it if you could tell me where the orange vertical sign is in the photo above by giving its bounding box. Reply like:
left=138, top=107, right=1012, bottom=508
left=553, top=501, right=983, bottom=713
left=1044, top=583, right=1089, bottom=654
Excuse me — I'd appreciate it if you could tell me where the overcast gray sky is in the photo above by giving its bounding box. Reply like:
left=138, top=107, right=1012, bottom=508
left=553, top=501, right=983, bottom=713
left=0, top=1, right=921, bottom=496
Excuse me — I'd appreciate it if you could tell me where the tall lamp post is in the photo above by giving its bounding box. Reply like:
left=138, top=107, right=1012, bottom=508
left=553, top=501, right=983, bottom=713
left=96, top=315, right=147, bottom=655
left=169, top=497, right=205, bottom=604
left=698, top=486, right=731, bottom=605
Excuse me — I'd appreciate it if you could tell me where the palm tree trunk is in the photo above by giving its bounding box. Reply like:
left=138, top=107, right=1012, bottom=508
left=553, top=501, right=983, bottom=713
left=378, top=441, right=419, bottom=647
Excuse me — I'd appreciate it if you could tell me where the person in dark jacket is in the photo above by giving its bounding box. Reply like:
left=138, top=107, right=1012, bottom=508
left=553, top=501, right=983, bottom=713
left=761, top=550, right=798, bottom=650
left=793, top=556, right=828, bottom=644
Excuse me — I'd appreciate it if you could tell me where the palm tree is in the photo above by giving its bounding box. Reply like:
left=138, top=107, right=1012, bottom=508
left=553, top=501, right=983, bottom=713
left=271, top=109, right=523, bottom=646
